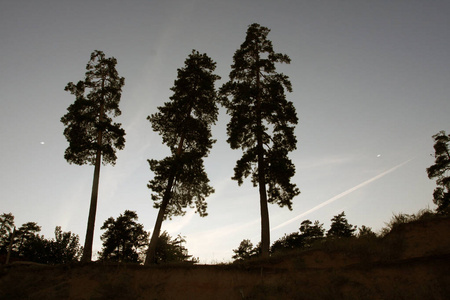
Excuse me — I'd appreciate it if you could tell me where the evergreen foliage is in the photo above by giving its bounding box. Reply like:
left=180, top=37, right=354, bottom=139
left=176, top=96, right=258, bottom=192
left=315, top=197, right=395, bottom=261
left=327, top=212, right=357, bottom=238
left=270, top=233, right=303, bottom=254
left=357, top=225, right=377, bottom=238
left=19, top=226, right=82, bottom=264
left=61, top=50, right=126, bottom=262
left=221, top=23, right=300, bottom=257
left=13, top=222, right=41, bottom=254
left=155, top=231, right=197, bottom=264
left=98, top=210, right=149, bottom=263
left=145, top=50, right=220, bottom=264
left=232, top=239, right=259, bottom=261
left=427, top=130, right=450, bottom=214
left=147, top=50, right=219, bottom=218
left=300, top=220, right=325, bottom=244
left=271, top=220, right=324, bottom=254
left=61, top=50, right=125, bottom=166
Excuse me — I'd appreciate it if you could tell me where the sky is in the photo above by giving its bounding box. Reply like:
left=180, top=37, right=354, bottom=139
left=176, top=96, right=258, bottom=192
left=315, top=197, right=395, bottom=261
left=1, top=0, right=449, bottom=263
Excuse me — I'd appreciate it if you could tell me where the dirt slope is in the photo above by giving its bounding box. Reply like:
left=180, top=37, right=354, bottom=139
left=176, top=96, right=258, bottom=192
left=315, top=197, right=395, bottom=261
left=1, top=217, right=449, bottom=300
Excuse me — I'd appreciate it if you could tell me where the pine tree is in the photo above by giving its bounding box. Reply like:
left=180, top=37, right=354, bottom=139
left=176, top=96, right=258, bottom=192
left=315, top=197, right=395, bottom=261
left=98, top=210, right=149, bottom=263
left=14, top=222, right=41, bottom=254
left=221, top=23, right=300, bottom=257
left=427, top=130, right=450, bottom=214
left=300, top=219, right=325, bottom=245
left=327, top=212, right=356, bottom=238
left=145, top=50, right=220, bottom=264
left=232, top=239, right=258, bottom=261
left=61, top=50, right=125, bottom=262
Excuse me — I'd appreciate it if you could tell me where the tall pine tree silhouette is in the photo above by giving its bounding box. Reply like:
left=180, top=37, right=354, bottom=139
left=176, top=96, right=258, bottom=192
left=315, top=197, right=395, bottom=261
left=61, top=50, right=125, bottom=262
left=221, top=24, right=300, bottom=257
left=145, top=50, right=220, bottom=264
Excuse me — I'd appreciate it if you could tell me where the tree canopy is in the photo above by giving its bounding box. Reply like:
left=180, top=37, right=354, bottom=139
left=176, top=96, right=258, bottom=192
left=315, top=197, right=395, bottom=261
left=13, top=222, right=41, bottom=255
left=61, top=50, right=125, bottom=166
left=220, top=23, right=300, bottom=257
left=271, top=220, right=324, bottom=254
left=98, top=210, right=149, bottom=263
left=147, top=50, right=219, bottom=218
left=327, top=212, right=356, bottom=238
left=232, top=239, right=260, bottom=261
left=145, top=50, right=220, bottom=264
left=19, top=226, right=82, bottom=265
left=1, top=213, right=82, bottom=265
left=427, top=130, right=450, bottom=214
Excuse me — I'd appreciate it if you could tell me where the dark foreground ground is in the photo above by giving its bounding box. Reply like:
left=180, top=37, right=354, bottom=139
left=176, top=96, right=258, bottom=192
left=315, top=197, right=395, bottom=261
left=1, top=216, right=449, bottom=300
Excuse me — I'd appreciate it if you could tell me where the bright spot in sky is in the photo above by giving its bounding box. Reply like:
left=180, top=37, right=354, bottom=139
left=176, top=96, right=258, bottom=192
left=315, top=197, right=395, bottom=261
left=377, top=154, right=381, bottom=157
left=40, top=142, right=45, bottom=145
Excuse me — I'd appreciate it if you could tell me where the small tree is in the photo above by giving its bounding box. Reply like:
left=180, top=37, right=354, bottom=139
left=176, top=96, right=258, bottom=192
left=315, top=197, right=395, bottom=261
left=357, top=225, right=377, bottom=238
left=145, top=50, right=220, bottom=264
left=327, top=212, right=356, bottom=238
left=98, top=210, right=149, bottom=263
left=221, top=23, right=300, bottom=257
left=300, top=219, right=325, bottom=247
left=52, top=226, right=83, bottom=264
left=14, top=222, right=41, bottom=255
left=61, top=50, right=126, bottom=262
left=427, top=130, right=450, bottom=214
left=232, top=239, right=258, bottom=261
left=271, top=220, right=325, bottom=254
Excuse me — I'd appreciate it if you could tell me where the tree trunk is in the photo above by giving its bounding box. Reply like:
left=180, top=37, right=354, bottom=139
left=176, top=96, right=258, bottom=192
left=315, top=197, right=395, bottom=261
left=81, top=139, right=102, bottom=262
left=256, top=61, right=270, bottom=258
left=144, top=171, right=176, bottom=265
left=145, top=135, right=186, bottom=265
left=81, top=85, right=105, bottom=263
left=257, top=136, right=270, bottom=258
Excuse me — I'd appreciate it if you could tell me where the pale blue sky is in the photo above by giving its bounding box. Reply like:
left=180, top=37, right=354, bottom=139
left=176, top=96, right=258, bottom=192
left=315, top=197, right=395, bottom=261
left=1, top=0, right=449, bottom=263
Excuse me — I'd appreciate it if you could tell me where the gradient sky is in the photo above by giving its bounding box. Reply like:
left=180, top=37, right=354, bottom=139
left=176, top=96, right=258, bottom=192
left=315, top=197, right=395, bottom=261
left=1, top=0, right=449, bottom=263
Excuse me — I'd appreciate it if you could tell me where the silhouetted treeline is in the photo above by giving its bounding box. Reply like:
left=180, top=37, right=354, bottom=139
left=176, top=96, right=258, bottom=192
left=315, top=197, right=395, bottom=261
left=231, top=209, right=444, bottom=262
left=233, top=211, right=373, bottom=261
left=0, top=211, right=196, bottom=265
left=0, top=213, right=82, bottom=264
left=97, top=210, right=197, bottom=264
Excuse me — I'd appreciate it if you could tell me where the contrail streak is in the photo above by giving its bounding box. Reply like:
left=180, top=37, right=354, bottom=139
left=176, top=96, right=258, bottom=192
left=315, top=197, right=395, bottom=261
left=272, top=159, right=413, bottom=231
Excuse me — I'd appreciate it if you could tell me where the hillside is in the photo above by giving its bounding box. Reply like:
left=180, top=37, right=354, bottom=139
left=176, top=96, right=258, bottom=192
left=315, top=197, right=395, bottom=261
left=1, top=216, right=449, bottom=300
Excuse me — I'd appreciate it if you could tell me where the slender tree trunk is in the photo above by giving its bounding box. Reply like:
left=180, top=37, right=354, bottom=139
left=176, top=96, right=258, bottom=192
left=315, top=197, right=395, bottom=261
left=81, top=138, right=102, bottom=262
left=256, top=62, right=270, bottom=258
left=81, top=85, right=105, bottom=263
left=144, top=171, right=176, bottom=265
left=145, top=135, right=186, bottom=265
left=257, top=130, right=270, bottom=258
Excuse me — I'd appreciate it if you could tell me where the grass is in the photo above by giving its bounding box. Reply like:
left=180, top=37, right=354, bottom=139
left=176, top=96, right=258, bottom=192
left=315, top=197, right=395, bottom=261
left=379, top=208, right=439, bottom=237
